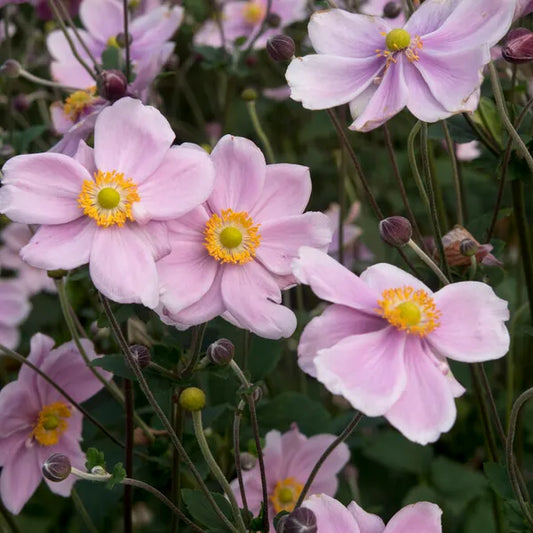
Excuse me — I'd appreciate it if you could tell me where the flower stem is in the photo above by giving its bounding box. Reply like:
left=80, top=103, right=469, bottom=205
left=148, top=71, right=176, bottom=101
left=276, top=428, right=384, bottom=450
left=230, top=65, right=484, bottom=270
left=17, top=68, right=79, bottom=92
left=124, top=379, right=134, bottom=533
left=122, top=0, right=130, bottom=82
left=442, top=120, right=463, bottom=226
left=406, top=239, right=449, bottom=286
left=407, top=121, right=430, bottom=211
left=71, top=488, right=99, bottom=533
left=246, top=100, right=275, bottom=164
left=181, top=323, right=207, bottom=379
left=233, top=399, right=250, bottom=523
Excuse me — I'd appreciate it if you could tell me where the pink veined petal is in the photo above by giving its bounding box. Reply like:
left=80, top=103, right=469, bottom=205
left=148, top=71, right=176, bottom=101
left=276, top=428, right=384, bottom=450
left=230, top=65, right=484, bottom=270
left=221, top=261, right=297, bottom=339
left=79, top=0, right=123, bottom=45
left=0, top=381, right=37, bottom=440
left=46, top=28, right=100, bottom=63
left=349, top=82, right=378, bottom=121
left=0, top=153, right=92, bottom=224
left=269, top=0, right=307, bottom=24
left=350, top=55, right=408, bottom=132
left=359, top=262, right=433, bottom=295
left=130, top=5, right=183, bottom=53
left=361, top=0, right=405, bottom=24
left=17, top=334, right=55, bottom=393
left=94, top=97, right=175, bottom=184
left=384, top=502, right=442, bottom=533
left=262, top=429, right=284, bottom=491
left=51, top=59, right=95, bottom=89
left=303, top=494, right=361, bottom=532
left=298, top=304, right=386, bottom=378
left=428, top=282, right=510, bottom=363
left=50, top=102, right=73, bottom=135
left=255, top=212, right=332, bottom=276
left=403, top=0, right=460, bottom=36
left=129, top=42, right=174, bottom=95
left=0, top=432, right=27, bottom=467
left=73, top=139, right=97, bottom=174
left=133, top=220, right=171, bottom=262
left=347, top=501, right=386, bottom=533
left=0, top=281, right=30, bottom=327
left=250, top=164, right=311, bottom=221
left=20, top=217, right=97, bottom=271
left=133, top=144, right=215, bottom=223
left=292, top=247, right=378, bottom=311
left=286, top=54, right=384, bottom=110
left=208, top=135, right=266, bottom=215
left=89, top=224, right=159, bottom=308
left=308, top=8, right=392, bottom=58
left=315, top=327, right=407, bottom=416
left=384, top=338, right=457, bottom=445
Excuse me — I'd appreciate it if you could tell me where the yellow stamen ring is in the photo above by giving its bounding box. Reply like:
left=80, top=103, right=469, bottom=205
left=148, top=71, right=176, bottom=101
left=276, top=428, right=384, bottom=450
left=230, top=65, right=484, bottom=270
left=32, top=401, right=71, bottom=446
left=63, top=86, right=97, bottom=122
left=377, top=286, right=441, bottom=336
left=242, top=1, right=266, bottom=24
left=270, top=477, right=303, bottom=514
left=204, top=209, right=261, bottom=264
left=385, top=28, right=411, bottom=51
left=78, top=169, right=140, bottom=227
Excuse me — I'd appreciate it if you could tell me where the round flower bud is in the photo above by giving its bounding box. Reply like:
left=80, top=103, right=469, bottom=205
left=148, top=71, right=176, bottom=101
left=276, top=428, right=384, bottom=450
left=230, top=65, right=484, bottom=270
left=116, top=32, right=132, bottom=48
left=12, top=94, right=30, bottom=112
left=379, top=216, right=412, bottom=247
left=266, top=12, right=282, bottom=28
left=266, top=35, right=295, bottom=62
left=42, top=453, right=71, bottom=482
left=207, top=338, right=235, bottom=365
left=97, top=69, right=128, bottom=102
left=179, top=387, right=206, bottom=412
left=459, top=238, right=479, bottom=257
left=239, top=451, right=257, bottom=471
left=129, top=344, right=151, bottom=368
left=279, top=508, right=317, bottom=533
left=241, top=88, right=258, bottom=101
left=502, top=28, right=533, bottom=64
left=1, top=59, right=21, bottom=78
left=383, top=1, right=402, bottom=18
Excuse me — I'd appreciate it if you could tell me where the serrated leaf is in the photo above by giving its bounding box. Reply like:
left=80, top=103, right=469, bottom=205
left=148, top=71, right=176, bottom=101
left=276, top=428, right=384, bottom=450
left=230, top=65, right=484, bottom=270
left=106, top=462, right=126, bottom=489
left=85, top=447, right=106, bottom=471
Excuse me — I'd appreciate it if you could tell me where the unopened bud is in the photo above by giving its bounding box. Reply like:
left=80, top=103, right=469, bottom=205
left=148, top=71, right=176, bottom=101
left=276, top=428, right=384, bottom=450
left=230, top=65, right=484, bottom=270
left=12, top=94, right=30, bottom=112
left=502, top=28, right=533, bottom=64
left=1, top=59, right=21, bottom=78
left=279, top=508, right=317, bottom=533
left=239, top=451, right=257, bottom=471
left=207, top=338, right=234, bottom=365
left=379, top=216, right=412, bottom=247
left=116, top=32, right=132, bottom=48
left=266, top=12, right=282, bottom=28
left=383, top=1, right=402, bottom=18
left=241, top=88, right=258, bottom=101
left=266, top=35, right=295, bottom=62
left=459, top=238, right=478, bottom=257
left=97, top=69, right=128, bottom=102
left=129, top=344, right=151, bottom=368
left=43, top=453, right=71, bottom=482
left=179, top=387, right=206, bottom=411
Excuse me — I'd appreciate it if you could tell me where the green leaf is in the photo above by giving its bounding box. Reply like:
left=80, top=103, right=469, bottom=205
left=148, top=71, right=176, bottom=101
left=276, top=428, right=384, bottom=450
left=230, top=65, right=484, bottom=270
left=101, top=45, right=122, bottom=70
left=181, top=488, right=234, bottom=531
left=106, top=463, right=126, bottom=489
left=85, top=448, right=106, bottom=471
left=483, top=462, right=515, bottom=499
left=11, top=125, right=47, bottom=153
left=248, top=336, right=282, bottom=381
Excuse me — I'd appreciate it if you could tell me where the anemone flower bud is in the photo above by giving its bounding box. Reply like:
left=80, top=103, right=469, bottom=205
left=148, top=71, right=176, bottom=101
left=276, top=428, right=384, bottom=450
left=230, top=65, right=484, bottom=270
left=383, top=1, right=402, bottom=18
left=239, top=451, right=257, bottom=471
left=502, top=28, right=533, bottom=64
left=207, top=338, right=235, bottom=365
left=129, top=344, right=151, bottom=368
left=179, top=387, right=206, bottom=412
left=1, top=59, right=21, bottom=78
left=266, top=12, right=282, bottom=28
left=97, top=69, right=129, bottom=102
left=43, top=453, right=72, bottom=482
left=241, top=88, right=258, bottom=101
left=379, top=216, right=412, bottom=247
left=459, top=238, right=479, bottom=257
left=266, top=35, right=295, bottom=62
left=279, top=508, right=317, bottom=533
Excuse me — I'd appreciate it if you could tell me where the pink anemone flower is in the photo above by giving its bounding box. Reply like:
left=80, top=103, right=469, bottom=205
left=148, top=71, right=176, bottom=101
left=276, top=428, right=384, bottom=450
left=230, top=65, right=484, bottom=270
left=230, top=425, right=350, bottom=531
left=302, top=494, right=442, bottom=533
left=293, top=247, right=510, bottom=444
left=286, top=0, right=514, bottom=131
left=0, top=333, right=110, bottom=514
left=0, top=281, right=31, bottom=349
left=0, top=97, right=215, bottom=308
left=156, top=135, right=332, bottom=339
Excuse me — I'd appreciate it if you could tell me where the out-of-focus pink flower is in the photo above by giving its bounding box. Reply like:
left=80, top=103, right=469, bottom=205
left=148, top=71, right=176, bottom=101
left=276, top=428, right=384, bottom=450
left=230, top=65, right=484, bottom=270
left=0, top=98, right=215, bottom=308
left=194, top=0, right=307, bottom=50
left=263, top=85, right=291, bottom=101
left=0, top=281, right=31, bottom=349
left=230, top=425, right=350, bottom=531
left=286, top=0, right=514, bottom=131
left=156, top=135, right=331, bottom=339
left=0, top=333, right=110, bottom=514
left=360, top=0, right=405, bottom=25
left=302, top=494, right=442, bottom=533
left=293, top=248, right=510, bottom=444
left=47, top=0, right=182, bottom=92
left=455, top=140, right=481, bottom=162
left=0, top=224, right=56, bottom=296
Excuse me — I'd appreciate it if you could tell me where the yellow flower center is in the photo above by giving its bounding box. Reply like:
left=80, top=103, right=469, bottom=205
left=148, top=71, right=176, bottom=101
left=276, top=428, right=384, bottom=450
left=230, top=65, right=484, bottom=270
left=375, top=29, right=423, bottom=68
left=385, top=28, right=411, bottom=50
left=78, top=169, right=140, bottom=227
left=242, top=1, right=266, bottom=24
left=204, top=209, right=261, bottom=264
left=377, top=286, right=441, bottom=336
left=32, top=401, right=71, bottom=446
left=107, top=35, right=119, bottom=48
left=63, top=86, right=97, bottom=122
left=270, top=477, right=303, bottom=514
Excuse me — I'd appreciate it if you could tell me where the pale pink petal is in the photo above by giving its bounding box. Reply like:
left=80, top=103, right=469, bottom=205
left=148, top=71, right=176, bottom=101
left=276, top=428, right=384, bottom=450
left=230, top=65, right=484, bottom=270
left=303, top=494, right=361, bottom=532
left=359, top=262, right=433, bottom=295
left=18, top=333, right=56, bottom=387
left=219, top=2, right=253, bottom=44
left=79, top=0, right=123, bottom=45
left=347, top=501, right=385, bottom=533
left=298, top=304, right=385, bottom=377
left=21, top=218, right=96, bottom=271
left=0, top=154, right=91, bottom=224
left=130, top=5, right=183, bottom=52
left=221, top=262, right=296, bottom=339
left=133, top=144, right=215, bottom=223
left=0, top=281, right=30, bottom=326
left=0, top=381, right=36, bottom=439
left=269, top=0, right=307, bottom=24
left=0, top=326, right=19, bottom=350
left=292, top=247, right=378, bottom=310
left=315, top=328, right=406, bottom=416
left=256, top=213, right=332, bottom=276
left=0, top=432, right=27, bottom=466
left=51, top=59, right=95, bottom=89
left=134, top=220, right=171, bottom=262
left=50, top=102, right=73, bottom=135
left=208, top=135, right=266, bottom=214
left=47, top=28, right=100, bottom=63
left=361, top=0, right=405, bottom=24
left=286, top=54, right=383, bottom=110
left=73, top=140, right=97, bottom=174
left=94, top=98, right=175, bottom=184
left=385, top=338, right=457, bottom=444
left=193, top=20, right=225, bottom=48
left=384, top=502, right=442, bottom=533
left=89, top=225, right=159, bottom=308
left=428, top=282, right=510, bottom=363
left=250, top=164, right=311, bottom=221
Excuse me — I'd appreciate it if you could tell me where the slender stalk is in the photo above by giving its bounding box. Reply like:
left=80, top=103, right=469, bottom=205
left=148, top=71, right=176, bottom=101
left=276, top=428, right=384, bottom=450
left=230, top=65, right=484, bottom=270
left=72, top=488, right=99, bottom=533
left=241, top=0, right=272, bottom=57
left=462, top=113, right=500, bottom=157
left=406, top=240, right=450, bottom=286
left=476, top=363, right=506, bottom=448
left=337, top=157, right=345, bottom=266
left=122, top=0, right=131, bottom=81
left=17, top=68, right=79, bottom=92
left=246, top=100, right=275, bottom=164
left=233, top=399, right=250, bottom=522
left=181, top=324, right=207, bottom=379
left=191, top=411, right=246, bottom=533
left=407, top=121, right=430, bottom=211
left=124, top=379, right=134, bottom=533
left=295, top=412, right=363, bottom=507
left=442, top=120, right=463, bottom=225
